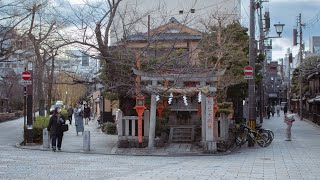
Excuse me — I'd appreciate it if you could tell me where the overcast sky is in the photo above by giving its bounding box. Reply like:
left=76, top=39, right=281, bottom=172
left=66, top=0, right=320, bottom=61
left=241, top=0, right=320, bottom=61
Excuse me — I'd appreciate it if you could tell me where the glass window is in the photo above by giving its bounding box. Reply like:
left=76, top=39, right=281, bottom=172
left=0, top=63, right=3, bottom=67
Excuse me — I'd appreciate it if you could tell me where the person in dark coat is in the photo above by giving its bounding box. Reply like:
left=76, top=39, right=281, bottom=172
left=283, top=104, right=288, bottom=116
left=47, top=107, right=65, bottom=151
left=67, top=106, right=74, bottom=125
left=266, top=105, right=271, bottom=119
left=84, top=105, right=91, bottom=125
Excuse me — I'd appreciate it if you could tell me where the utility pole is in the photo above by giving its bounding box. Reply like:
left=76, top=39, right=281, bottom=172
left=294, top=13, right=304, bottom=120
left=257, top=0, right=267, bottom=124
left=298, top=13, right=303, bottom=120
left=248, top=0, right=257, bottom=135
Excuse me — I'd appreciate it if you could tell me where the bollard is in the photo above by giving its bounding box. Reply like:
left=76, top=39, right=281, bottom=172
left=43, top=128, right=50, bottom=149
left=83, top=130, right=90, bottom=152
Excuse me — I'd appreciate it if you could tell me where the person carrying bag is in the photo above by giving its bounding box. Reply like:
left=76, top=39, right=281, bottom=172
left=47, top=107, right=67, bottom=151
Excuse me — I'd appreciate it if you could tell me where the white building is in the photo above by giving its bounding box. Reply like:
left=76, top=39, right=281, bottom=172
left=56, top=50, right=100, bottom=80
left=310, top=36, right=320, bottom=54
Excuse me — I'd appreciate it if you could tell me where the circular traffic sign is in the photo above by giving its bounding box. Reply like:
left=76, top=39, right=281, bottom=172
left=22, top=71, right=31, bottom=80
left=244, top=66, right=253, bottom=76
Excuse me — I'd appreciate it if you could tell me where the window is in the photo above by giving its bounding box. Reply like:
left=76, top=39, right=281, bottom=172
left=11, top=64, right=17, bottom=68
left=5, top=63, right=10, bottom=68
left=0, top=63, right=3, bottom=67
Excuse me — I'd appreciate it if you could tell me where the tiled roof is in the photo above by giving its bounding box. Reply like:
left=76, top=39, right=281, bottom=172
left=127, top=32, right=202, bottom=41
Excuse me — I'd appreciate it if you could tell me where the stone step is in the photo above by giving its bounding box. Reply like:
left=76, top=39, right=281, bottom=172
left=169, top=127, right=194, bottom=143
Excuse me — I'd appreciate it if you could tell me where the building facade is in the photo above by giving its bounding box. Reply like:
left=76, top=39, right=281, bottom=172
left=110, top=0, right=241, bottom=45
left=310, top=36, right=320, bottom=54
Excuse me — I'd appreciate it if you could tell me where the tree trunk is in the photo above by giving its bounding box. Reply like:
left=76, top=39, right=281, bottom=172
left=37, top=52, right=45, bottom=116
left=46, top=56, right=55, bottom=115
left=119, top=95, right=135, bottom=116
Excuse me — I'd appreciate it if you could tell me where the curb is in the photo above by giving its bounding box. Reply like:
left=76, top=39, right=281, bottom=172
left=15, top=142, right=235, bottom=157
left=303, top=118, right=320, bottom=128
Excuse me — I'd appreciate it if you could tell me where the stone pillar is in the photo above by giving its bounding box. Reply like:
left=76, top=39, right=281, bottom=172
left=148, top=80, right=157, bottom=148
left=200, top=81, right=206, bottom=148
left=116, top=110, right=123, bottom=136
left=144, top=110, right=150, bottom=136
left=42, top=128, right=50, bottom=149
left=205, top=96, right=217, bottom=153
left=83, top=130, right=90, bottom=152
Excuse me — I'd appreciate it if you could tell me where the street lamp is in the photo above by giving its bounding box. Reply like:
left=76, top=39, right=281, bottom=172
left=274, top=22, right=285, bottom=37
left=135, top=96, right=145, bottom=146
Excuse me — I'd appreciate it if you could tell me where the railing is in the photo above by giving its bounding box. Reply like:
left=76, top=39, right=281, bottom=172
left=116, top=110, right=150, bottom=140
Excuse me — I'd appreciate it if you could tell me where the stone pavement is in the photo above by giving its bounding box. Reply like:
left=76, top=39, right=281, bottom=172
left=4, top=111, right=320, bottom=179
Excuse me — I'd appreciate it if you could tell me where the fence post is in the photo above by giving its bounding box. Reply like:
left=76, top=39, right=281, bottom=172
left=83, top=130, right=90, bottom=152
left=42, top=128, right=50, bottom=149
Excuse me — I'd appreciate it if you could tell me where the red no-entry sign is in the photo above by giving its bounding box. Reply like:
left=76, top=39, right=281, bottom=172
left=22, top=71, right=31, bottom=81
left=244, top=66, right=253, bottom=76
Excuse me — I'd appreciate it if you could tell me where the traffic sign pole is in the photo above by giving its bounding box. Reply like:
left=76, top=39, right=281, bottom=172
left=25, top=70, right=33, bottom=144
left=244, top=66, right=254, bottom=79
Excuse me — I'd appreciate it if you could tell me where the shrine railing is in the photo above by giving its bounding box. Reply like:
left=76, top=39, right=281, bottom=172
left=116, top=110, right=150, bottom=140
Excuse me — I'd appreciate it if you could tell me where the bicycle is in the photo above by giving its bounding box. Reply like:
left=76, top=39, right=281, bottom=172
left=235, top=124, right=271, bottom=147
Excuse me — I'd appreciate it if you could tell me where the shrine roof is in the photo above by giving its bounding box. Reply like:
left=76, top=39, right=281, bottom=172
left=127, top=33, right=202, bottom=42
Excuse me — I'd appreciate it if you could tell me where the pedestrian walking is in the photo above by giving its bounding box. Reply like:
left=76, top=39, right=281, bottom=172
left=283, top=104, right=288, bottom=116
left=266, top=105, right=271, bottom=119
left=67, top=106, right=74, bottom=125
left=271, top=105, right=275, bottom=117
left=84, top=105, right=91, bottom=125
left=74, top=104, right=84, bottom=136
left=276, top=104, right=281, bottom=117
left=284, top=112, right=296, bottom=141
left=47, top=107, right=66, bottom=151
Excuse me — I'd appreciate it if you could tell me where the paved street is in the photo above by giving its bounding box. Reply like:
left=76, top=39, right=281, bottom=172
left=1, top=113, right=320, bottom=179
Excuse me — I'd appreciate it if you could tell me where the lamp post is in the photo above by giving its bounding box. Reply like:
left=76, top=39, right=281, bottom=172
left=274, top=22, right=285, bottom=37
left=135, top=96, right=145, bottom=146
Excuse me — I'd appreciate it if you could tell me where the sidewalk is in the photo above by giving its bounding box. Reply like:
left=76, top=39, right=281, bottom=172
left=17, top=112, right=320, bottom=156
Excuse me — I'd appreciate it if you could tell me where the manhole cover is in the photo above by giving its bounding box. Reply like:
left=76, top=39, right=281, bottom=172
left=261, top=158, right=272, bottom=160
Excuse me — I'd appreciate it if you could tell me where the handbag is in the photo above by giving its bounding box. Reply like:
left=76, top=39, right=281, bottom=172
left=61, top=124, right=69, bottom=132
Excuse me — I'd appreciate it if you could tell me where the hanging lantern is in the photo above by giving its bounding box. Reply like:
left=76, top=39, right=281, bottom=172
left=198, top=91, right=202, bottom=103
left=168, top=93, right=173, bottom=104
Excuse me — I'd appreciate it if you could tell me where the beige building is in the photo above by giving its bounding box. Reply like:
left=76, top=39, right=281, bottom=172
left=110, top=0, right=241, bottom=45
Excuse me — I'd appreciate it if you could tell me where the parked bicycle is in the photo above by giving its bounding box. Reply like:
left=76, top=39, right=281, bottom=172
left=234, top=124, right=273, bottom=148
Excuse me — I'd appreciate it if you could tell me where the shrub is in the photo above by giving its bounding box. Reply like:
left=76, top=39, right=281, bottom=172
left=24, top=115, right=50, bottom=144
left=101, top=122, right=117, bottom=134
left=60, top=109, right=68, bottom=120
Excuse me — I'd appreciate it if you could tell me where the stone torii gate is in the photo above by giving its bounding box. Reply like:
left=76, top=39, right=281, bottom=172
left=133, top=68, right=225, bottom=153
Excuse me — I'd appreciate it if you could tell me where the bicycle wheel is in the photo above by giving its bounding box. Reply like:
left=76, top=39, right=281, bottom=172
left=258, top=129, right=273, bottom=145
left=235, top=131, right=248, bottom=147
left=261, top=129, right=274, bottom=140
left=256, top=133, right=268, bottom=147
